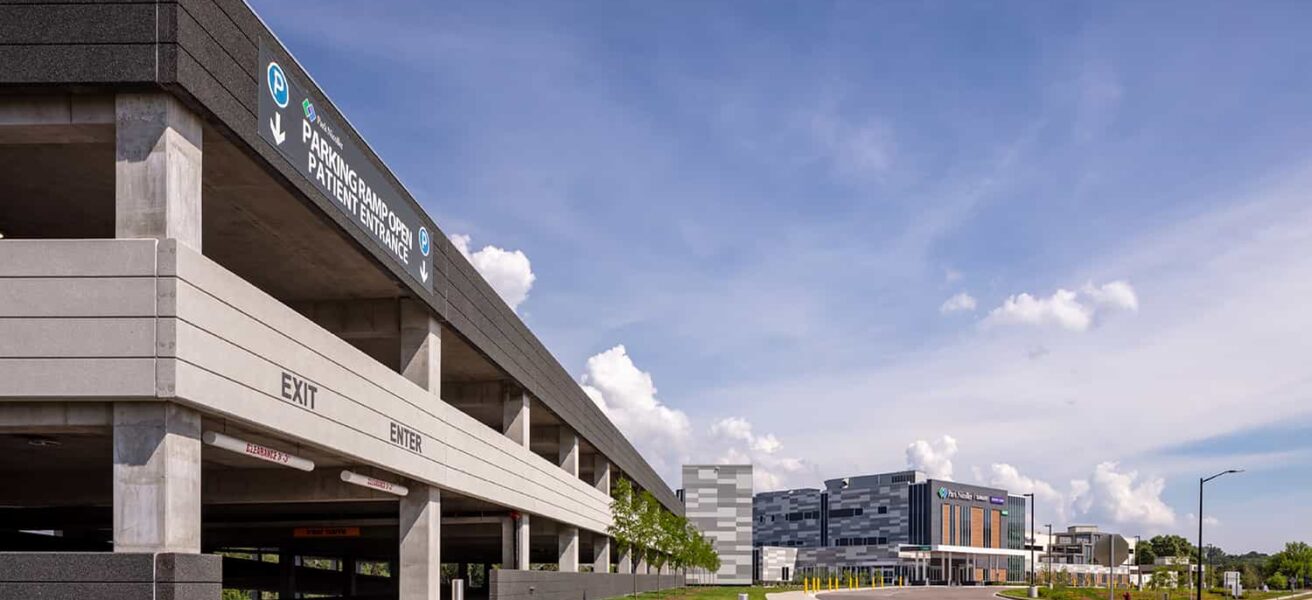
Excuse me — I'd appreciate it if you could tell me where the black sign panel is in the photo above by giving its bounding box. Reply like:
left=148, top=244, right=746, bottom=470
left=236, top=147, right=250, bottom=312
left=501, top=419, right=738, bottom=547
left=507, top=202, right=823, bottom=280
left=257, top=42, right=434, bottom=291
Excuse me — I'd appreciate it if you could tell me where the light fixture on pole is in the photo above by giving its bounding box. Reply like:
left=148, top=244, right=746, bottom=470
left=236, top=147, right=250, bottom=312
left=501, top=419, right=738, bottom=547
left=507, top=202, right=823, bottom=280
left=1197, top=469, right=1242, bottom=600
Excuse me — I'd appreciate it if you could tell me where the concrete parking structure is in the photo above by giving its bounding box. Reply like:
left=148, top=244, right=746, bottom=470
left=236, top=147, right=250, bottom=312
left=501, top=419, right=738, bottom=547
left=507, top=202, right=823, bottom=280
left=0, top=2, right=681, bottom=599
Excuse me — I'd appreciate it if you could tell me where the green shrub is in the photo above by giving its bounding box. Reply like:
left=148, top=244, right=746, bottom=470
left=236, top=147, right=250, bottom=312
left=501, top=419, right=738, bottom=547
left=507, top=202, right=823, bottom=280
left=1265, top=573, right=1287, bottom=590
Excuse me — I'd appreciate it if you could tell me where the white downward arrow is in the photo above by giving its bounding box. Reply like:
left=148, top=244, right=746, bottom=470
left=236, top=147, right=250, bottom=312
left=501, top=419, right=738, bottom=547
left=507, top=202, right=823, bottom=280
left=270, top=112, right=286, bottom=145
left=420, top=260, right=429, bottom=282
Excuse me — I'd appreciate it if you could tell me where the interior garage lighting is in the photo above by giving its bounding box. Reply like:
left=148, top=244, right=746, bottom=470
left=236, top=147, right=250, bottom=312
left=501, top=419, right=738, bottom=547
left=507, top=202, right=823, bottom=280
left=340, top=470, right=409, bottom=497
left=202, top=431, right=314, bottom=472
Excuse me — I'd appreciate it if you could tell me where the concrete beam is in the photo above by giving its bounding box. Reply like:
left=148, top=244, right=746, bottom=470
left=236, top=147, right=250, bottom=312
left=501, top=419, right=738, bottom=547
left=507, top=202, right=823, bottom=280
left=558, top=525, right=579, bottom=572
left=294, top=299, right=400, bottom=341
left=502, top=389, right=530, bottom=448
left=558, top=427, right=579, bottom=478
left=112, top=402, right=201, bottom=553
left=0, top=94, right=114, bottom=144
left=399, top=299, right=440, bottom=395
left=0, top=401, right=110, bottom=433
left=115, top=93, right=203, bottom=251
left=399, top=484, right=440, bottom=600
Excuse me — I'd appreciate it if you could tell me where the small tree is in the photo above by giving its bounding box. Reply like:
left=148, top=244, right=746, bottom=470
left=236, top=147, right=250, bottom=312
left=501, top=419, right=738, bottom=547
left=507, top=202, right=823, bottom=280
left=1267, top=573, right=1288, bottom=591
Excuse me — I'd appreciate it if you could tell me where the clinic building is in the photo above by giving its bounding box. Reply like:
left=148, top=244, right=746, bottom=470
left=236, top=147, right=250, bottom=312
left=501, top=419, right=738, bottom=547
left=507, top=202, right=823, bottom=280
left=753, top=470, right=1029, bottom=584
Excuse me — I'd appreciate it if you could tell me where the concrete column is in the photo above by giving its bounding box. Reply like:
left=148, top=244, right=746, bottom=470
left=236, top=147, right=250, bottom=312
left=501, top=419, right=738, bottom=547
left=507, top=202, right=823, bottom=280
left=399, top=299, right=441, bottom=395
left=501, top=516, right=515, bottom=569
left=593, top=533, right=611, bottom=574
left=515, top=513, right=531, bottom=570
left=503, top=389, right=530, bottom=447
left=399, top=485, right=441, bottom=600
left=558, top=427, right=578, bottom=477
left=115, top=93, right=203, bottom=250
left=558, top=525, right=579, bottom=572
left=619, top=546, right=633, bottom=574
left=112, top=402, right=201, bottom=553
left=593, top=456, right=611, bottom=495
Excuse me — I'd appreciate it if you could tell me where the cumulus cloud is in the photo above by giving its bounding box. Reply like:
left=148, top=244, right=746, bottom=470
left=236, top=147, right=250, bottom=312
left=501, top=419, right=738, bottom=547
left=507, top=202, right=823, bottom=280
left=1084, top=280, right=1139, bottom=311
left=940, top=292, right=978, bottom=314
left=709, top=416, right=808, bottom=492
left=451, top=234, right=536, bottom=311
left=906, top=435, right=958, bottom=480
left=984, top=280, right=1138, bottom=331
left=983, top=462, right=1068, bottom=522
left=581, top=345, right=692, bottom=480
left=1071, top=462, right=1176, bottom=527
left=581, top=346, right=808, bottom=490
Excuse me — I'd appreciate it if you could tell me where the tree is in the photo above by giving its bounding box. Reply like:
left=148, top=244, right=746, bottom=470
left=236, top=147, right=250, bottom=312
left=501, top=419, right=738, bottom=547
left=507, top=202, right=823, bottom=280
left=1268, top=542, right=1312, bottom=589
left=1137, top=543, right=1158, bottom=566
left=1266, top=573, right=1288, bottom=591
left=1149, top=534, right=1195, bottom=561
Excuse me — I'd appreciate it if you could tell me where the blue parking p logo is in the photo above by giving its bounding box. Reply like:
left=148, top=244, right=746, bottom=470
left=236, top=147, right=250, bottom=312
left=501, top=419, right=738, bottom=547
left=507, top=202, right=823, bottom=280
left=267, top=62, right=289, bottom=108
left=418, top=227, right=431, bottom=257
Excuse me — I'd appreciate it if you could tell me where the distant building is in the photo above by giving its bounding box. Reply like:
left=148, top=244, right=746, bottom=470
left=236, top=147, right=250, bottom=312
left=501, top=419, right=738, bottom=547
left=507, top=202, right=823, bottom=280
left=752, top=470, right=1029, bottom=584
left=681, top=465, right=754, bottom=585
left=1035, top=525, right=1141, bottom=588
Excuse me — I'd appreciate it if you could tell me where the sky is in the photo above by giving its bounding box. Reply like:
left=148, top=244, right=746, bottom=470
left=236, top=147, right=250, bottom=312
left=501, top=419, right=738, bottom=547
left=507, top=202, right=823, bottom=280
left=250, top=0, right=1312, bottom=553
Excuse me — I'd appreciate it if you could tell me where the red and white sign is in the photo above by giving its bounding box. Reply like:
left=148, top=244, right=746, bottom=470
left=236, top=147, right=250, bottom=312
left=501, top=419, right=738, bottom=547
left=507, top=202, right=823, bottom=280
left=202, top=431, right=315, bottom=472
left=340, top=469, right=409, bottom=497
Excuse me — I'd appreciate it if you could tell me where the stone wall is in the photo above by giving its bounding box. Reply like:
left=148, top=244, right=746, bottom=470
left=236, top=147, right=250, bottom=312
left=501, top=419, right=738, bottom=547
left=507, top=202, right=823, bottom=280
left=0, top=552, right=221, bottom=600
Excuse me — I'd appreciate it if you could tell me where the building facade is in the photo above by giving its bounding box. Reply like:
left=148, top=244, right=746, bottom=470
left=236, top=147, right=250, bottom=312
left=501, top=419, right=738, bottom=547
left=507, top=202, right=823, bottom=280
left=753, top=470, right=1029, bottom=584
left=682, top=465, right=754, bottom=585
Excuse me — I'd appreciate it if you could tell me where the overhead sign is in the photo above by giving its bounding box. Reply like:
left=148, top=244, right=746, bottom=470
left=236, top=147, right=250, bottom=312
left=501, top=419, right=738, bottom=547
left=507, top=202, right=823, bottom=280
left=294, top=527, right=361, bottom=538
left=258, top=42, right=433, bottom=291
left=340, top=470, right=409, bottom=497
left=1091, top=534, right=1131, bottom=567
left=202, top=430, right=315, bottom=472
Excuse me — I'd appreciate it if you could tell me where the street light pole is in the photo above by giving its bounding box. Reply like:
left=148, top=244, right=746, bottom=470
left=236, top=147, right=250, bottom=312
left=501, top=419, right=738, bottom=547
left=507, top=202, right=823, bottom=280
left=1046, top=524, right=1054, bottom=589
left=1198, top=469, right=1243, bottom=600
left=1025, top=493, right=1036, bottom=598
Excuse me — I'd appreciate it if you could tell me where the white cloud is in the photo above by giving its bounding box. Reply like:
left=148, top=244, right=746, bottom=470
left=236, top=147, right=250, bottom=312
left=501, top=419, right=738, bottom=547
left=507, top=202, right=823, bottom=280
left=940, top=292, right=978, bottom=314
left=1084, top=280, right=1139, bottom=311
left=1070, top=462, right=1176, bottom=527
left=983, top=463, right=1068, bottom=523
left=451, top=234, right=536, bottom=311
left=986, top=288, right=1093, bottom=331
left=709, top=416, right=808, bottom=492
left=582, top=347, right=810, bottom=491
left=906, top=435, right=957, bottom=480
left=984, top=280, right=1138, bottom=332
left=580, top=345, right=692, bottom=481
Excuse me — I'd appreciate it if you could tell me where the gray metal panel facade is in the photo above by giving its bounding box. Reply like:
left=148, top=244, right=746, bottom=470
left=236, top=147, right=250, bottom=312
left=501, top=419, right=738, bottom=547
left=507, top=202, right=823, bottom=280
left=682, top=465, right=752, bottom=585
left=0, top=0, right=678, bottom=512
left=752, top=488, right=823, bottom=548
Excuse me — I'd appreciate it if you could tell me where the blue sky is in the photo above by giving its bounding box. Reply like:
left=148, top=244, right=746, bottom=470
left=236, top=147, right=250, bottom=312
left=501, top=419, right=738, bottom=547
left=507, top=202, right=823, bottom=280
left=251, top=1, right=1312, bottom=552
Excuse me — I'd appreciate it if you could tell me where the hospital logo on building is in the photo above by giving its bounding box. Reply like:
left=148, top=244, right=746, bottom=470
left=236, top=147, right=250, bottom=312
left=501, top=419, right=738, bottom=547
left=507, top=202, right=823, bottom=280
left=937, top=487, right=948, bottom=499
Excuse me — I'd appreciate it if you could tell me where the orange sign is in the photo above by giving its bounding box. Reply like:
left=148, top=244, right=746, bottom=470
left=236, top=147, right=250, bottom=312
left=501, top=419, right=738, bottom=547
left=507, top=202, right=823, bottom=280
left=293, top=527, right=361, bottom=538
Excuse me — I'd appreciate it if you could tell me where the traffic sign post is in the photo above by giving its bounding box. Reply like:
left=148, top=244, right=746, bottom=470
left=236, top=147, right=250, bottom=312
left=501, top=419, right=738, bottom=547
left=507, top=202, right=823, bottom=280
left=1093, top=534, right=1131, bottom=600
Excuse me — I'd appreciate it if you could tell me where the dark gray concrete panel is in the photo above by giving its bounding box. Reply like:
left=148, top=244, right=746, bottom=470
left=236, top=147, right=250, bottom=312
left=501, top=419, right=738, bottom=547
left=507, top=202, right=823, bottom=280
left=488, top=571, right=678, bottom=600
left=0, top=4, right=160, bottom=44
left=0, top=552, right=220, bottom=600
left=0, top=45, right=158, bottom=83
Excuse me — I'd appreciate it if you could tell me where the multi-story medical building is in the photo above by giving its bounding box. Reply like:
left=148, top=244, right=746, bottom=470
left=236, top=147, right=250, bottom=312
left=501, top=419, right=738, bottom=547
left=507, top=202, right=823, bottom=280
left=753, top=470, right=1029, bottom=584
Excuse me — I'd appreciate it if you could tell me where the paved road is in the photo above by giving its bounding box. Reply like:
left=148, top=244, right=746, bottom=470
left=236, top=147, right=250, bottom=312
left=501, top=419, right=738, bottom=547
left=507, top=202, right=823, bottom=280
left=769, top=585, right=1017, bottom=600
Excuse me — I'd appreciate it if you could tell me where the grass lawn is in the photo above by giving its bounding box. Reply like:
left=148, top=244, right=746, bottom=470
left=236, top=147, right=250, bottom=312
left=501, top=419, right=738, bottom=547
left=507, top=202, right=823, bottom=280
left=627, top=585, right=801, bottom=600
left=998, top=588, right=1302, bottom=600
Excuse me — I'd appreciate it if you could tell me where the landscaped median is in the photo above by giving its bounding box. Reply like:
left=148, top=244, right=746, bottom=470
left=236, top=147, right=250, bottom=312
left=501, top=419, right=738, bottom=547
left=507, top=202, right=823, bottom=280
left=625, top=585, right=803, bottom=599
left=997, top=588, right=1311, bottom=600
